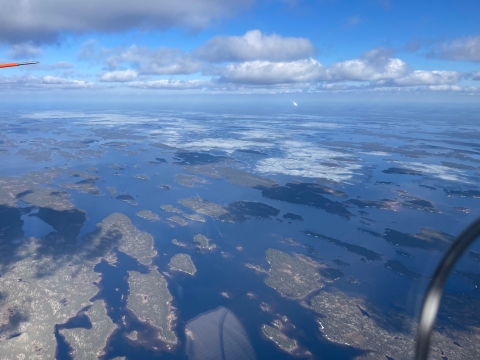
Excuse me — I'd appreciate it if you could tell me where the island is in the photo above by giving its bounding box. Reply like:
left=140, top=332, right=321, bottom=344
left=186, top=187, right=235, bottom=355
left=136, top=210, right=160, bottom=221
left=309, top=290, right=480, bottom=359
left=262, top=325, right=298, bottom=353
left=193, top=234, right=216, bottom=250
left=169, top=254, right=197, bottom=275
left=168, top=216, right=189, bottom=226
left=264, top=248, right=324, bottom=298
left=127, top=268, right=177, bottom=344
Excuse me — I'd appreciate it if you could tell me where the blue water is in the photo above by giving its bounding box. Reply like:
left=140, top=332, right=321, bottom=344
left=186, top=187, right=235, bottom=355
left=21, top=209, right=56, bottom=238
left=1, top=102, right=479, bottom=359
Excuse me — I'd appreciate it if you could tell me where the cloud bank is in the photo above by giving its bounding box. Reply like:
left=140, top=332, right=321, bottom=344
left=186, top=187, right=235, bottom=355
left=214, top=59, right=325, bottom=85
left=0, top=0, right=252, bottom=43
left=194, top=30, right=316, bottom=62
left=0, top=74, right=94, bottom=90
left=1, top=28, right=478, bottom=95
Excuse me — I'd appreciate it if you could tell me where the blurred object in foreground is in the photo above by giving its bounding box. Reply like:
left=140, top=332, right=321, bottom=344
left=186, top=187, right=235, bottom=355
left=185, top=306, right=256, bottom=360
left=0, top=61, right=39, bottom=69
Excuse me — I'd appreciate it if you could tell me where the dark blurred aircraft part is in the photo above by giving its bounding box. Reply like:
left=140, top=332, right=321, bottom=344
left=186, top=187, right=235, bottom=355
left=415, top=217, right=480, bottom=360
left=185, top=306, right=256, bottom=360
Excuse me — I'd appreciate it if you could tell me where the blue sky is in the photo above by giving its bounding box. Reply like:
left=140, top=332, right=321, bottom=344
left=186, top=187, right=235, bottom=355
left=0, top=0, right=479, bottom=98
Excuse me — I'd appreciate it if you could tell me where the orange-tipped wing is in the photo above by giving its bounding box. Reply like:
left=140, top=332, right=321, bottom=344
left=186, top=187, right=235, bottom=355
left=0, top=61, right=39, bottom=69
left=0, top=63, right=19, bottom=68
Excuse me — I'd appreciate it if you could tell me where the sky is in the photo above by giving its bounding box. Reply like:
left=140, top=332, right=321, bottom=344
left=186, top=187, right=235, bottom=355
left=0, top=0, right=479, bottom=100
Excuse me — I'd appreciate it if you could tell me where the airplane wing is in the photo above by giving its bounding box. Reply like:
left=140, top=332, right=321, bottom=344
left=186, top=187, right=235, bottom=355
left=0, top=61, right=39, bottom=68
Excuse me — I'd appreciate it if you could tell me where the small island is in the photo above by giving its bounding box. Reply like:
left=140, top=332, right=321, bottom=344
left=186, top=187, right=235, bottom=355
left=168, top=216, right=189, bottom=226
left=172, top=239, right=187, bottom=247
left=262, top=325, right=298, bottom=353
left=136, top=210, right=160, bottom=221
left=169, top=254, right=197, bottom=275
left=193, top=234, right=216, bottom=250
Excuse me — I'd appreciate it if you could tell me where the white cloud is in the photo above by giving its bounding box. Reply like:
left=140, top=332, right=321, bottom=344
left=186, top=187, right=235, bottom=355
left=428, top=84, right=478, bottom=92
left=128, top=79, right=210, bottom=90
left=315, top=82, right=354, bottom=91
left=0, top=0, right=252, bottom=43
left=428, top=35, right=480, bottom=62
left=42, top=76, right=94, bottom=88
left=6, top=42, right=42, bottom=59
left=307, top=83, right=479, bottom=94
left=215, top=58, right=325, bottom=85
left=0, top=74, right=94, bottom=90
left=380, top=70, right=463, bottom=86
left=212, top=47, right=461, bottom=88
left=326, top=48, right=411, bottom=81
left=0, top=32, right=474, bottom=95
left=82, top=43, right=201, bottom=75
left=194, top=30, right=316, bottom=62
left=0, top=74, right=35, bottom=86
left=326, top=57, right=409, bottom=81
left=71, top=38, right=468, bottom=92
left=99, top=70, right=138, bottom=82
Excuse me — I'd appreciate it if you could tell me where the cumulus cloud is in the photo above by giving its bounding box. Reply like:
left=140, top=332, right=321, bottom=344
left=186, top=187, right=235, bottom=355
left=326, top=48, right=411, bottom=81
left=311, top=83, right=478, bottom=94
left=0, top=74, right=36, bottom=86
left=0, top=0, right=252, bottom=43
left=106, top=45, right=201, bottom=75
left=74, top=36, right=466, bottom=91
left=128, top=79, right=210, bottom=90
left=326, top=58, right=409, bottom=81
left=42, top=75, right=92, bottom=88
left=194, top=30, right=316, bottom=62
left=204, top=46, right=468, bottom=89
left=429, top=35, right=480, bottom=62
left=80, top=43, right=201, bottom=75
left=0, top=74, right=94, bottom=90
left=99, top=70, right=138, bottom=82
left=379, top=70, right=463, bottom=87
left=214, top=58, right=325, bottom=85
left=0, top=29, right=472, bottom=95
left=428, top=85, right=478, bottom=92
left=6, top=42, right=42, bottom=59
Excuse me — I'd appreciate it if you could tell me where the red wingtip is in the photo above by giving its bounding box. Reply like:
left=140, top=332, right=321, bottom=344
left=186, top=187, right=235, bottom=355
left=0, top=61, right=39, bottom=69
left=0, top=63, right=19, bottom=68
